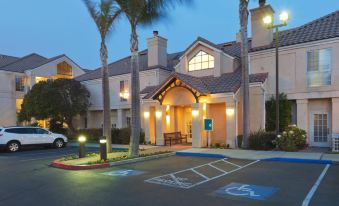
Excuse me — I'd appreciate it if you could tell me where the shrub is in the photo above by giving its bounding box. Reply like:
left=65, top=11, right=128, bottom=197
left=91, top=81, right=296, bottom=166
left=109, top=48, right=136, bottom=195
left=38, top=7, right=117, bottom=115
left=273, top=126, right=307, bottom=151
left=248, top=130, right=276, bottom=150
left=266, top=93, right=292, bottom=132
left=237, top=135, right=243, bottom=148
left=70, top=128, right=145, bottom=145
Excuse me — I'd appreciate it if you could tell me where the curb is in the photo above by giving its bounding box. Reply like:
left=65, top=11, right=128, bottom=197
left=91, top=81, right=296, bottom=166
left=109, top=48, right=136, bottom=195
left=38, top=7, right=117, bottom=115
left=176, top=152, right=227, bottom=158
left=51, top=152, right=175, bottom=170
left=262, top=157, right=333, bottom=165
left=109, top=152, right=175, bottom=166
left=51, top=160, right=110, bottom=170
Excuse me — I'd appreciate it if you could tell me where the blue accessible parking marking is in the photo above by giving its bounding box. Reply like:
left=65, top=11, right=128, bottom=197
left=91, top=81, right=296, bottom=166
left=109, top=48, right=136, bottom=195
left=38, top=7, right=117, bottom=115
left=102, top=170, right=144, bottom=177
left=214, top=182, right=279, bottom=200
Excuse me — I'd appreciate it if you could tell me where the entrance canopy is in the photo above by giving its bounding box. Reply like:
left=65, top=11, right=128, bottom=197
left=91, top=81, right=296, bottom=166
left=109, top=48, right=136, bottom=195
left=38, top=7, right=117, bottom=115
left=144, top=73, right=209, bottom=105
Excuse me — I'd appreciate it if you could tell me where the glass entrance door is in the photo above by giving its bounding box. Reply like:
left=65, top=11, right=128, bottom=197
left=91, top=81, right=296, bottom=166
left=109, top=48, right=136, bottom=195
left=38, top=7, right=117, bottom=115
left=310, top=112, right=330, bottom=147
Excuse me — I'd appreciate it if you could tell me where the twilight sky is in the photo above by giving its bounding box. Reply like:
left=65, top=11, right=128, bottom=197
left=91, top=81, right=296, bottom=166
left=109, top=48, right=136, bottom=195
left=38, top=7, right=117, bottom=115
left=0, top=0, right=338, bottom=70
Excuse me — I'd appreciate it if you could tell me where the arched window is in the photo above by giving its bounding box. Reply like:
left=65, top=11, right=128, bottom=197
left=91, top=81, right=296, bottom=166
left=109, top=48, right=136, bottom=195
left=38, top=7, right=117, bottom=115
left=188, top=50, right=214, bottom=71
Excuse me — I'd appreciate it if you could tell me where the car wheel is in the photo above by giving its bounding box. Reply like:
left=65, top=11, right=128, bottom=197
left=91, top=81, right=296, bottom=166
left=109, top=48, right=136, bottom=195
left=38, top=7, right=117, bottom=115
left=7, top=141, right=20, bottom=152
left=54, top=139, right=64, bottom=148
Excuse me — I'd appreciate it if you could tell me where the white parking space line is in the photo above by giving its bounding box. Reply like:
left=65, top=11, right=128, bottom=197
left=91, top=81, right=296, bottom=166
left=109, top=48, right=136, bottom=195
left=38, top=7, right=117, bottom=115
left=302, top=164, right=330, bottom=206
left=145, top=159, right=259, bottom=189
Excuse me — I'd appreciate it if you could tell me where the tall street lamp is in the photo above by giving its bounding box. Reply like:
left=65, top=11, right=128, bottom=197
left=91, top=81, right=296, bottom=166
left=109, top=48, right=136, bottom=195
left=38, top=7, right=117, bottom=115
left=263, top=11, right=289, bottom=135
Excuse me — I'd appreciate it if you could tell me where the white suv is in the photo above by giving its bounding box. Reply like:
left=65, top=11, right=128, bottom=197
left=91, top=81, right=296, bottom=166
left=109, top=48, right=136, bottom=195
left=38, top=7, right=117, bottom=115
left=0, top=127, right=68, bottom=152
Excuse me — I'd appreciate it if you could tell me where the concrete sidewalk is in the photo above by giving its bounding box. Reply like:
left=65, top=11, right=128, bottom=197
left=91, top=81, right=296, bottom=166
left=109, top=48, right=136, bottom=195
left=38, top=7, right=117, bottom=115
left=177, top=148, right=339, bottom=162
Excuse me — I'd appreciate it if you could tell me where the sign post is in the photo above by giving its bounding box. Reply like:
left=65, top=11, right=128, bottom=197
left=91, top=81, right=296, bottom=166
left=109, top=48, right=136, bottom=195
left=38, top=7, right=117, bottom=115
left=204, top=118, right=213, bottom=147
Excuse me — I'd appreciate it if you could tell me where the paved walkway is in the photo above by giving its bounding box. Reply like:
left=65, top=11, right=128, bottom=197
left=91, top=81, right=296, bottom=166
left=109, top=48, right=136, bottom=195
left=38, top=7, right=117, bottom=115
left=178, top=148, right=339, bottom=162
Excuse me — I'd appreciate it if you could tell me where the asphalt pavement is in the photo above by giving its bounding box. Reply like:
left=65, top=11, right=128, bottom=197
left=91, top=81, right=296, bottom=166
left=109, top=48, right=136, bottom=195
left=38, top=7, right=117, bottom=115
left=0, top=146, right=338, bottom=206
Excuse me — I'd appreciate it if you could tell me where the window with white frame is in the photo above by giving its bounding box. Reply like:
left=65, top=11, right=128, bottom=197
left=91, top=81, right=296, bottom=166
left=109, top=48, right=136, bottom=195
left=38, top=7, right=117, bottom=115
left=188, top=50, right=214, bottom=71
left=307, top=48, right=332, bottom=87
left=15, top=76, right=25, bottom=92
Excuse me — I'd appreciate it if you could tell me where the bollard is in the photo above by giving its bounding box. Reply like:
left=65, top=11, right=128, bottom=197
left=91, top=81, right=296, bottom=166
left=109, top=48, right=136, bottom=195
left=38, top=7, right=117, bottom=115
left=99, top=137, right=107, bottom=161
left=78, top=136, right=86, bottom=158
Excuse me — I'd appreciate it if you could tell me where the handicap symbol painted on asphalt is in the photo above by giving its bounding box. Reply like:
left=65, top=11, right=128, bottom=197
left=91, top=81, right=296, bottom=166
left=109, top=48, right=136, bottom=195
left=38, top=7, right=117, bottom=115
left=102, top=169, right=144, bottom=177
left=214, top=183, right=279, bottom=200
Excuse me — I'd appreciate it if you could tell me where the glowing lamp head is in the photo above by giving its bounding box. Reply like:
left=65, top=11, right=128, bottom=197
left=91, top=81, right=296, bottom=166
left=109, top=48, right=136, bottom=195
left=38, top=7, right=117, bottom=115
left=263, top=15, right=273, bottom=26
left=155, top=111, right=162, bottom=118
left=279, top=11, right=289, bottom=23
left=99, top=139, right=107, bottom=144
left=192, top=110, right=199, bottom=117
left=78, top=136, right=86, bottom=143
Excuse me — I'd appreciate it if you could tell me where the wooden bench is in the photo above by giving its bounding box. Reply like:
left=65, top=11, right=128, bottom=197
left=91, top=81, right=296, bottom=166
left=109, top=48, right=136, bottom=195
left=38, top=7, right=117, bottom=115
left=164, top=132, right=188, bottom=146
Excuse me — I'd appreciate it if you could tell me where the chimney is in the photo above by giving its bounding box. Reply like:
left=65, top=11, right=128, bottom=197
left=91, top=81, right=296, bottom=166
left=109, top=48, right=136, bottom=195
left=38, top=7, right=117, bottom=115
left=250, top=3, right=274, bottom=48
left=147, top=31, right=167, bottom=68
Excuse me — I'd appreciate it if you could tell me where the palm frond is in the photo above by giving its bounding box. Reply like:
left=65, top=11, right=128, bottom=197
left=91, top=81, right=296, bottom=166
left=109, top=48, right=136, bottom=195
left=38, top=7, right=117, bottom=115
left=83, top=0, right=122, bottom=40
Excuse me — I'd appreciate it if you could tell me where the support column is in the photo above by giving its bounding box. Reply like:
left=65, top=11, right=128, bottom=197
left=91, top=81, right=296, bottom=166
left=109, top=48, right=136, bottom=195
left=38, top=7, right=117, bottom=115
left=332, top=98, right=339, bottom=134
left=296, top=99, right=309, bottom=132
left=191, top=103, right=204, bottom=148
left=117, top=109, right=123, bottom=128
left=226, top=101, right=237, bottom=148
left=155, top=105, right=166, bottom=146
left=143, top=106, right=151, bottom=143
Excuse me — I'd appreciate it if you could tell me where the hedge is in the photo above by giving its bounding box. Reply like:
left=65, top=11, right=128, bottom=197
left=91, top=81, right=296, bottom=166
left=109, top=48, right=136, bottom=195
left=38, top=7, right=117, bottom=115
left=69, top=128, right=145, bottom=144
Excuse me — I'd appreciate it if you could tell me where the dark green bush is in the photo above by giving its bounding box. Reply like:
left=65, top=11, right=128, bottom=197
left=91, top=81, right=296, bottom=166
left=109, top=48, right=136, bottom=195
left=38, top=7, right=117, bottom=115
left=265, top=93, right=292, bottom=132
left=237, top=135, right=243, bottom=148
left=249, top=130, right=276, bottom=150
left=69, top=128, right=145, bottom=145
left=273, top=126, right=307, bottom=151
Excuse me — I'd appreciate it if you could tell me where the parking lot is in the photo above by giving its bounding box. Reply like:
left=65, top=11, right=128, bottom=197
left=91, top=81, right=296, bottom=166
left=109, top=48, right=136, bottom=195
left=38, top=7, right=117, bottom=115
left=0, top=147, right=338, bottom=206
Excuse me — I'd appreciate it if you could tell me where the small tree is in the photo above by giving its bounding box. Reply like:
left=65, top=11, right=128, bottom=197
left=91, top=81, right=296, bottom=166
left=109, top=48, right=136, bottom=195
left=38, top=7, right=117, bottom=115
left=18, top=79, right=90, bottom=134
left=265, top=93, right=292, bottom=132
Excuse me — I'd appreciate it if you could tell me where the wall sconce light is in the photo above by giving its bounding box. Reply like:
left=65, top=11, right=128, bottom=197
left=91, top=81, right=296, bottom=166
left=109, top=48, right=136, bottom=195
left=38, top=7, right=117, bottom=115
left=203, top=103, right=207, bottom=111
left=144, top=111, right=150, bottom=118
left=166, top=115, right=170, bottom=124
left=192, top=109, right=199, bottom=117
left=156, top=111, right=162, bottom=118
left=166, top=105, right=170, bottom=112
left=226, top=108, right=235, bottom=116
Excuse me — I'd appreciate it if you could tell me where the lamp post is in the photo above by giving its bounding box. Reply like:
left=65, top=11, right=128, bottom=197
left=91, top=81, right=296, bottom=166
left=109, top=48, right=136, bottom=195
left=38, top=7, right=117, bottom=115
left=263, top=11, right=289, bottom=135
left=78, top=136, right=87, bottom=158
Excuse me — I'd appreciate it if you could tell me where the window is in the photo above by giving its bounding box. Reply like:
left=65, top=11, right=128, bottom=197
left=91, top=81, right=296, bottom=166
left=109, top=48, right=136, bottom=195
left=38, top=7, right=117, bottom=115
left=188, top=50, right=214, bottom=71
left=35, top=128, right=49, bottom=134
left=57, top=61, right=72, bottom=76
left=126, top=117, right=131, bottom=127
left=120, top=80, right=129, bottom=102
left=15, top=76, right=25, bottom=92
left=5, top=128, right=35, bottom=134
left=307, top=48, right=331, bottom=87
left=16, top=99, right=23, bottom=113
left=35, top=76, right=48, bottom=83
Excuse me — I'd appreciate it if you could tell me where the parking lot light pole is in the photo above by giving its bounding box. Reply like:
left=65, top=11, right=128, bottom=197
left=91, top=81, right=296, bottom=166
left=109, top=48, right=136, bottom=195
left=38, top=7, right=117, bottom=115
left=263, top=11, right=289, bottom=135
left=78, top=136, right=87, bottom=158
left=100, top=137, right=107, bottom=161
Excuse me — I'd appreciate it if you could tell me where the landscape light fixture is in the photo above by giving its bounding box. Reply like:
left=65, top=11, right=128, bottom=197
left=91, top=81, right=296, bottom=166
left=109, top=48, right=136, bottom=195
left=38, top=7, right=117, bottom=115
left=263, top=11, right=290, bottom=135
left=99, top=137, right=107, bottom=161
left=78, top=135, right=86, bottom=158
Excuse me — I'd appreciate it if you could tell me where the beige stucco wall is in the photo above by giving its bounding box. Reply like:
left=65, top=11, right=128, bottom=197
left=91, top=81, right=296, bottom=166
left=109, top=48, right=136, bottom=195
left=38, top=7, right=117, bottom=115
left=83, top=69, right=166, bottom=111
left=175, top=42, right=236, bottom=77
left=0, top=71, right=17, bottom=126
left=250, top=38, right=339, bottom=99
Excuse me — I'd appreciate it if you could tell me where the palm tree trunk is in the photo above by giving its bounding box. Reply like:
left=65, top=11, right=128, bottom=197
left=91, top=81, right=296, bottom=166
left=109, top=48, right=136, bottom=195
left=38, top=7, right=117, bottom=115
left=129, top=25, right=141, bottom=158
left=100, top=41, right=112, bottom=153
left=240, top=0, right=250, bottom=148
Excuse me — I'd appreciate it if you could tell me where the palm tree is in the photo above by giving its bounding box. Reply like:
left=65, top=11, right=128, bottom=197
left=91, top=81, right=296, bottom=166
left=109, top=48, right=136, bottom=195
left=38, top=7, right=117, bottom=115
left=239, top=0, right=250, bottom=148
left=115, top=0, right=187, bottom=158
left=83, top=0, right=121, bottom=153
